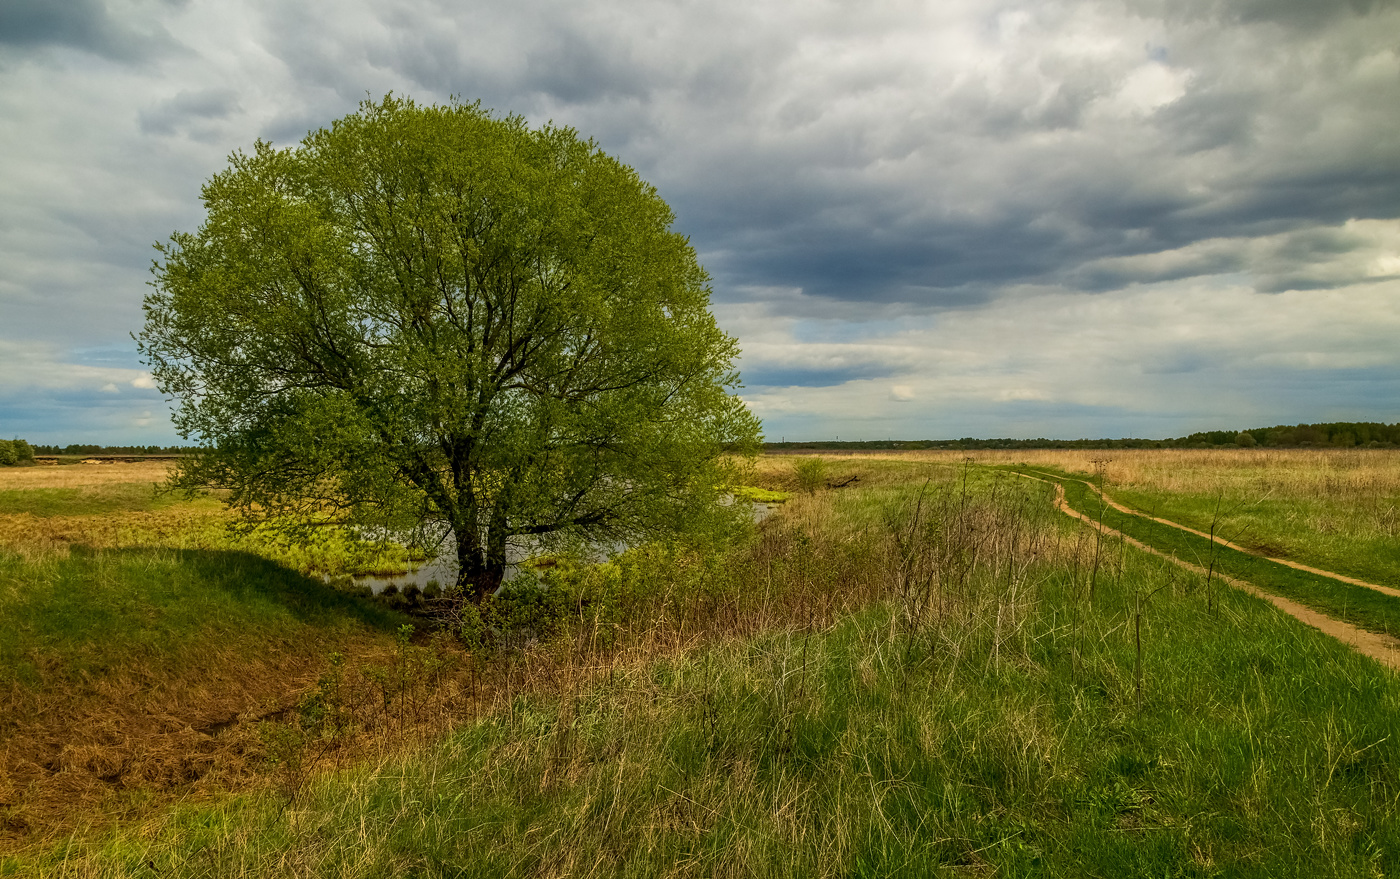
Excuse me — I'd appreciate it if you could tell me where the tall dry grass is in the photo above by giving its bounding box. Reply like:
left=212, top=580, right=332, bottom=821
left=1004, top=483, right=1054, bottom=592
left=835, top=447, right=1400, bottom=502
left=0, top=461, right=174, bottom=491
left=23, top=458, right=1400, bottom=876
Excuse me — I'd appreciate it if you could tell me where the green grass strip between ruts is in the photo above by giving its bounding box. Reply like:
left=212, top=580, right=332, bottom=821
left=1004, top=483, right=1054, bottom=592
left=1002, top=465, right=1400, bottom=640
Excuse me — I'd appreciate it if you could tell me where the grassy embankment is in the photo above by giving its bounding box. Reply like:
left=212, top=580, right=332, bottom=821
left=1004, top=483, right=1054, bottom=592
left=6, top=457, right=1400, bottom=875
left=0, top=462, right=438, bottom=845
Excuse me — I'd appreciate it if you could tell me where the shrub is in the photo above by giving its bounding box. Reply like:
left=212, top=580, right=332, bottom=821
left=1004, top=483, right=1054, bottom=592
left=0, top=440, right=15, bottom=466
left=793, top=457, right=828, bottom=493
left=12, top=439, right=33, bottom=462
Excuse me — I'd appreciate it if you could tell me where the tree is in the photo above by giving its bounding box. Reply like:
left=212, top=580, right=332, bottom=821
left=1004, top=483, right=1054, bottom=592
left=139, top=96, right=762, bottom=602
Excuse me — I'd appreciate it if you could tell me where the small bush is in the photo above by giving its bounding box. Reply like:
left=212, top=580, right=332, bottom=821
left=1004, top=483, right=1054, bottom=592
left=793, top=456, right=828, bottom=493
left=0, top=440, right=15, bottom=466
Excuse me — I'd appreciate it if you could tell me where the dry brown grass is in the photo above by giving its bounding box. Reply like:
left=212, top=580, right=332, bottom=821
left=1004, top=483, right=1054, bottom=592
left=786, top=448, right=1400, bottom=507
left=0, top=509, right=230, bottom=561
left=0, top=461, right=173, bottom=491
left=0, top=630, right=388, bottom=847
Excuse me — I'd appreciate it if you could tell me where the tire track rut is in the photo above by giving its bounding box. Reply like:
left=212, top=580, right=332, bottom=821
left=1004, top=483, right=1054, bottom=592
left=1016, top=472, right=1400, bottom=671
left=1026, top=468, right=1400, bottom=600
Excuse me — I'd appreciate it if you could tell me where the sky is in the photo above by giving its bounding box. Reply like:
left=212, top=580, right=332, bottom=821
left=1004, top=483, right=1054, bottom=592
left=1, top=0, right=1398, bottom=445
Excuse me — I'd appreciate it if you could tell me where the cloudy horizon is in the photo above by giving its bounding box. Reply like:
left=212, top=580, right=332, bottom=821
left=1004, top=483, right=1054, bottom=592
left=2, top=0, right=1398, bottom=444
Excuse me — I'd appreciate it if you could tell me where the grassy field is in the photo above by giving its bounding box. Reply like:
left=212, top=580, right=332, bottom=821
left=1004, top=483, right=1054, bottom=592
left=936, top=448, right=1400, bottom=588
left=4, top=454, right=1400, bottom=875
left=0, top=462, right=415, bottom=575
left=1004, top=463, right=1400, bottom=640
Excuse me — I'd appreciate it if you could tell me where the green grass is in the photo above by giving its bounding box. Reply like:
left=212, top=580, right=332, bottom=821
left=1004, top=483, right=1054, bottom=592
left=0, top=485, right=218, bottom=517
left=11, top=459, right=1400, bottom=876
left=1011, top=465, right=1400, bottom=638
left=732, top=486, right=792, bottom=504
left=12, top=540, right=1400, bottom=876
left=1108, top=484, right=1400, bottom=588
left=0, top=547, right=411, bottom=694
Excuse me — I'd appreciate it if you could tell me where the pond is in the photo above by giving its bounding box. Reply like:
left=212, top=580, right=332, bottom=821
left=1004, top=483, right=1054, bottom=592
left=334, top=500, right=778, bottom=595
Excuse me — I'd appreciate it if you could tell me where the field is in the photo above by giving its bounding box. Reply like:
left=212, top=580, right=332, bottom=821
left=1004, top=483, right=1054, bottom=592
left=945, top=448, right=1399, bottom=586
left=3, top=452, right=1400, bottom=876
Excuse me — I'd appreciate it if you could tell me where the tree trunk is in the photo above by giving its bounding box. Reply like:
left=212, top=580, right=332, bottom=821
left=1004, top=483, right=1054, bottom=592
left=455, top=528, right=504, bottom=604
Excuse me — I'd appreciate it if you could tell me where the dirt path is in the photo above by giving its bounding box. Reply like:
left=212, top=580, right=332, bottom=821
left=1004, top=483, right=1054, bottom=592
left=1019, top=473, right=1400, bottom=671
left=1030, top=469, right=1400, bottom=600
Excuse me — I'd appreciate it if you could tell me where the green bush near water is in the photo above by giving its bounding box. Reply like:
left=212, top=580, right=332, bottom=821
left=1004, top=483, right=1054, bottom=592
left=793, top=456, right=828, bottom=493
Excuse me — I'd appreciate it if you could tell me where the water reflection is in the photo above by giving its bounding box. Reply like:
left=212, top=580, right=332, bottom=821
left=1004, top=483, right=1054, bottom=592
left=331, top=500, right=778, bottom=596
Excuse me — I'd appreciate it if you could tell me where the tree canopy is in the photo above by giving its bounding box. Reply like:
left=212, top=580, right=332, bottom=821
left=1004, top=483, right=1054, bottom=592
left=139, top=96, right=761, bottom=601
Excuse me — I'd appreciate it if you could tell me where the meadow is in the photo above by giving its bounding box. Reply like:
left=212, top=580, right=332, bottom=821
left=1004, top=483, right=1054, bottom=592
left=947, top=448, right=1400, bottom=587
left=2, top=452, right=1400, bottom=876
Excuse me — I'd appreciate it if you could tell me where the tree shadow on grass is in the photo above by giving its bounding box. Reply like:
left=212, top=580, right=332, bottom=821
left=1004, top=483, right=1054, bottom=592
left=67, top=544, right=415, bottom=634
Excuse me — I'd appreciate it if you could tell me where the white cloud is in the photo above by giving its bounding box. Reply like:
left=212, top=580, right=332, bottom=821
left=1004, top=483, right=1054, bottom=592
left=2, top=0, right=1398, bottom=440
left=0, top=341, right=159, bottom=392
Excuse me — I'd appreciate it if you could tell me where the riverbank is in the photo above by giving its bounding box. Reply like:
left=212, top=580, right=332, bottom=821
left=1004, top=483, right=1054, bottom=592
left=6, top=456, right=1400, bottom=875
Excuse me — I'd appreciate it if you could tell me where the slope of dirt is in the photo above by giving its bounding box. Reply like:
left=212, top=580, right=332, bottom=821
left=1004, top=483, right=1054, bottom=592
left=0, top=632, right=376, bottom=849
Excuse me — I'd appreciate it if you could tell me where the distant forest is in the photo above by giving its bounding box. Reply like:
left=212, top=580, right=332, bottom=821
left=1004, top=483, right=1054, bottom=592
left=9, top=421, right=1400, bottom=460
left=27, top=444, right=192, bottom=456
left=766, top=422, right=1400, bottom=452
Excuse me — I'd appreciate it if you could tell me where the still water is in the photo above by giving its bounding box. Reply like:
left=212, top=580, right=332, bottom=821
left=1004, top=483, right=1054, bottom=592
left=337, top=501, right=777, bottom=595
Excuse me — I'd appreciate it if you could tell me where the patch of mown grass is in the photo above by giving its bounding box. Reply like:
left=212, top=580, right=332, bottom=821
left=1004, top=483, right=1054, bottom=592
left=1012, top=465, right=1400, bottom=638
left=14, top=520, right=1400, bottom=877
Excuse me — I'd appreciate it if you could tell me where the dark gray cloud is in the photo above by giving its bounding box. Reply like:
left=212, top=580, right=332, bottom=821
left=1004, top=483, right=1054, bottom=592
left=3, top=0, right=1399, bottom=441
left=0, top=0, right=181, bottom=61
left=738, top=364, right=898, bottom=390
left=139, top=87, right=240, bottom=135
left=1135, top=0, right=1400, bottom=29
left=0, top=0, right=111, bottom=50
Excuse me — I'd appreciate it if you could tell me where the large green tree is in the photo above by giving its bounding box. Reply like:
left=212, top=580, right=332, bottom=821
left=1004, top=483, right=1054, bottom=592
left=139, top=96, right=761, bottom=601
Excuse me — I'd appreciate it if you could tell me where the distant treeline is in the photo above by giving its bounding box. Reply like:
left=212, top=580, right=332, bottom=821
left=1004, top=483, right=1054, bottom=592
left=766, top=422, right=1400, bottom=452
left=28, top=444, right=194, bottom=456
left=15, top=422, right=1400, bottom=460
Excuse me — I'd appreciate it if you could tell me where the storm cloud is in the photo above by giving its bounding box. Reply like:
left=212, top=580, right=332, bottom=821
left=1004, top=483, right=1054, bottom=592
left=1, top=0, right=1397, bottom=442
